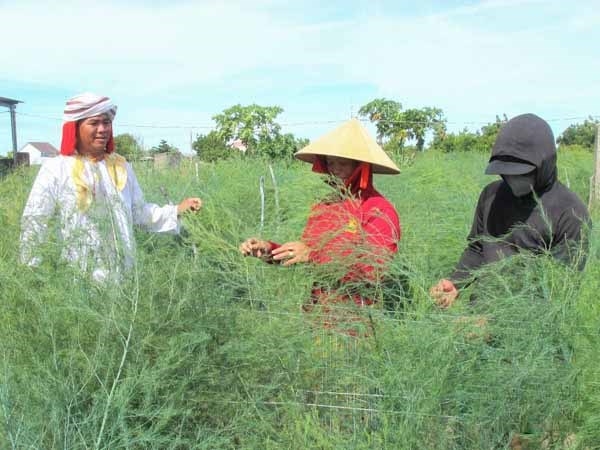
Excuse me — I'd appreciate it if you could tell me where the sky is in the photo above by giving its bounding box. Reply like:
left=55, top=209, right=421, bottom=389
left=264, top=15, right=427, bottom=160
left=1, top=0, right=599, bottom=155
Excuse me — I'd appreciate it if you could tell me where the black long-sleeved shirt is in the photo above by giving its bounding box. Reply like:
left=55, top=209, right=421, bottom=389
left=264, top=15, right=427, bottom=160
left=450, top=113, right=591, bottom=284
left=451, top=179, right=590, bottom=284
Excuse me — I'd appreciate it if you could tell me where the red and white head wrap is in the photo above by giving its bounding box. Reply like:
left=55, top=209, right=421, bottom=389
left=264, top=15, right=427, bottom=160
left=60, top=92, right=118, bottom=156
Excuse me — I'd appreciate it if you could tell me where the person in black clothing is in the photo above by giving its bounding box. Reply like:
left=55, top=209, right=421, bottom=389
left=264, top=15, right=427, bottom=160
left=431, top=113, right=591, bottom=308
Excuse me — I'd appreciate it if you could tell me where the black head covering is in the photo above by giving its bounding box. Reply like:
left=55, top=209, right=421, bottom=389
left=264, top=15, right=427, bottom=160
left=485, top=113, right=557, bottom=192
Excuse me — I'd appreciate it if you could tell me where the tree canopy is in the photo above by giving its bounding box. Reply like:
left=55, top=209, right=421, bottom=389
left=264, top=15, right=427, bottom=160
left=358, top=98, right=446, bottom=151
left=430, top=115, right=507, bottom=153
left=114, top=133, right=143, bottom=160
left=193, top=131, right=235, bottom=162
left=209, top=104, right=307, bottom=160
left=150, top=139, right=179, bottom=155
left=556, top=117, right=599, bottom=150
left=213, top=104, right=284, bottom=153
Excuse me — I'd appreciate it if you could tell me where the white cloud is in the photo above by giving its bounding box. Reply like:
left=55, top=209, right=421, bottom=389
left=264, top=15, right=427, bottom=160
left=1, top=0, right=598, bottom=152
left=439, top=0, right=554, bottom=17
left=1, top=2, right=306, bottom=91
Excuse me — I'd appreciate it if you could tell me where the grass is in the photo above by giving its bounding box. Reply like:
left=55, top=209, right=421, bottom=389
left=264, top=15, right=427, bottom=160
left=0, top=149, right=598, bottom=449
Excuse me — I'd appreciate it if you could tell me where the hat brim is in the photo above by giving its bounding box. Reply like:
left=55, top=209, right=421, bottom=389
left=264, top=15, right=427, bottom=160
left=295, top=153, right=400, bottom=174
left=485, top=159, right=536, bottom=175
left=294, top=119, right=400, bottom=175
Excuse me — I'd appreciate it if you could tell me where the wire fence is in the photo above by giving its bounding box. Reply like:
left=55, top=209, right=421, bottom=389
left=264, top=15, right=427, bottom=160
left=2, top=109, right=599, bottom=129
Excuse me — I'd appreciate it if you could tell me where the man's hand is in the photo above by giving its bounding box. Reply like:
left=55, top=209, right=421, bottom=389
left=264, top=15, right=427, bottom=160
left=430, top=278, right=459, bottom=308
left=239, top=238, right=273, bottom=258
left=271, top=241, right=310, bottom=266
left=177, top=197, right=202, bottom=215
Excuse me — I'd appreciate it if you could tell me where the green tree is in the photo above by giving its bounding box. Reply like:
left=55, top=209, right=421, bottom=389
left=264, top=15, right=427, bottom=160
left=430, top=128, right=482, bottom=153
left=401, top=107, right=446, bottom=151
left=256, top=133, right=309, bottom=160
left=150, top=139, right=179, bottom=155
left=193, top=131, right=235, bottom=162
left=357, top=98, right=403, bottom=145
left=431, top=115, right=506, bottom=153
left=478, top=115, right=506, bottom=150
left=557, top=117, right=599, bottom=150
left=212, top=104, right=284, bottom=155
left=113, top=133, right=143, bottom=160
left=210, top=104, right=307, bottom=159
left=359, top=98, right=446, bottom=151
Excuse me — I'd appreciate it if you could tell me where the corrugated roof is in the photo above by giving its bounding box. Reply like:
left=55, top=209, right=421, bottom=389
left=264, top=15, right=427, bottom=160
left=0, top=96, right=22, bottom=107
left=23, top=142, right=59, bottom=156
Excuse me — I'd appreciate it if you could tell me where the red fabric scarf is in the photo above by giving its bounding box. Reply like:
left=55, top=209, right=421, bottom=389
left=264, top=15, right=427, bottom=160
left=311, top=157, right=373, bottom=194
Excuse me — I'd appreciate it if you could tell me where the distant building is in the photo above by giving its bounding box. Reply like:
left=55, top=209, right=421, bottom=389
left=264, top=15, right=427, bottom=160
left=19, top=142, right=59, bottom=165
left=230, top=138, right=247, bottom=153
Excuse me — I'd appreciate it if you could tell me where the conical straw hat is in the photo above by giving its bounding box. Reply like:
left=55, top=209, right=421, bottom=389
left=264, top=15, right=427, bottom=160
left=294, top=118, right=400, bottom=174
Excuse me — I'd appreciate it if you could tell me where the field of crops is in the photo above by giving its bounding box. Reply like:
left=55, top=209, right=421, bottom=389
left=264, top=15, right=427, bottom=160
left=1, top=149, right=599, bottom=449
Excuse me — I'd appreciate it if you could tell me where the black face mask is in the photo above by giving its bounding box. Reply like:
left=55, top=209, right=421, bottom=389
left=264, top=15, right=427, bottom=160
left=502, top=173, right=536, bottom=197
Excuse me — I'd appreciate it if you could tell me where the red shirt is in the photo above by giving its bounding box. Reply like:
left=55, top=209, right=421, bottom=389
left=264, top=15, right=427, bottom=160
left=303, top=186, right=400, bottom=280
left=272, top=185, right=400, bottom=306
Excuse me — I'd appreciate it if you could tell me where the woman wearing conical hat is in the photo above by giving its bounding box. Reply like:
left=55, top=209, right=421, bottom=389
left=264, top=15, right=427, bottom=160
left=19, top=92, right=203, bottom=283
left=240, top=119, right=401, bottom=334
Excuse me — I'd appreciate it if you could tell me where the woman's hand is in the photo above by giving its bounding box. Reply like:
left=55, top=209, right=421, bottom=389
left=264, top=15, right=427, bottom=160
left=239, top=238, right=273, bottom=258
left=429, top=278, right=459, bottom=308
left=272, top=241, right=310, bottom=266
left=177, top=197, right=202, bottom=215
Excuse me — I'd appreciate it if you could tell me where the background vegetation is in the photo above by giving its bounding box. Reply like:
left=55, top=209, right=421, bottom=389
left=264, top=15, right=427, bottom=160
left=109, top=99, right=599, bottom=165
left=1, top=145, right=599, bottom=449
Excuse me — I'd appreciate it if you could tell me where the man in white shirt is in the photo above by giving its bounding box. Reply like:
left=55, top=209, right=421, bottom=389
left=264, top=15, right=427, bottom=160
left=20, top=92, right=202, bottom=282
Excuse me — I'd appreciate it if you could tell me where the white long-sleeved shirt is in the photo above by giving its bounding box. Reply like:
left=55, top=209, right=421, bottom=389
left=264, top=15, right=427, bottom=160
left=20, top=154, right=179, bottom=282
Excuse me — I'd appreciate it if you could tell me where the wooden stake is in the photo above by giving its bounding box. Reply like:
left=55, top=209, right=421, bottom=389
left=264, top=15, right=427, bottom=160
left=590, top=124, right=600, bottom=209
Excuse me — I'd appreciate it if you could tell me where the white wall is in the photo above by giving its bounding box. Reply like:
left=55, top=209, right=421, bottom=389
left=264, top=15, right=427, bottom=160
left=19, top=144, right=58, bottom=165
left=20, top=144, right=42, bottom=165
